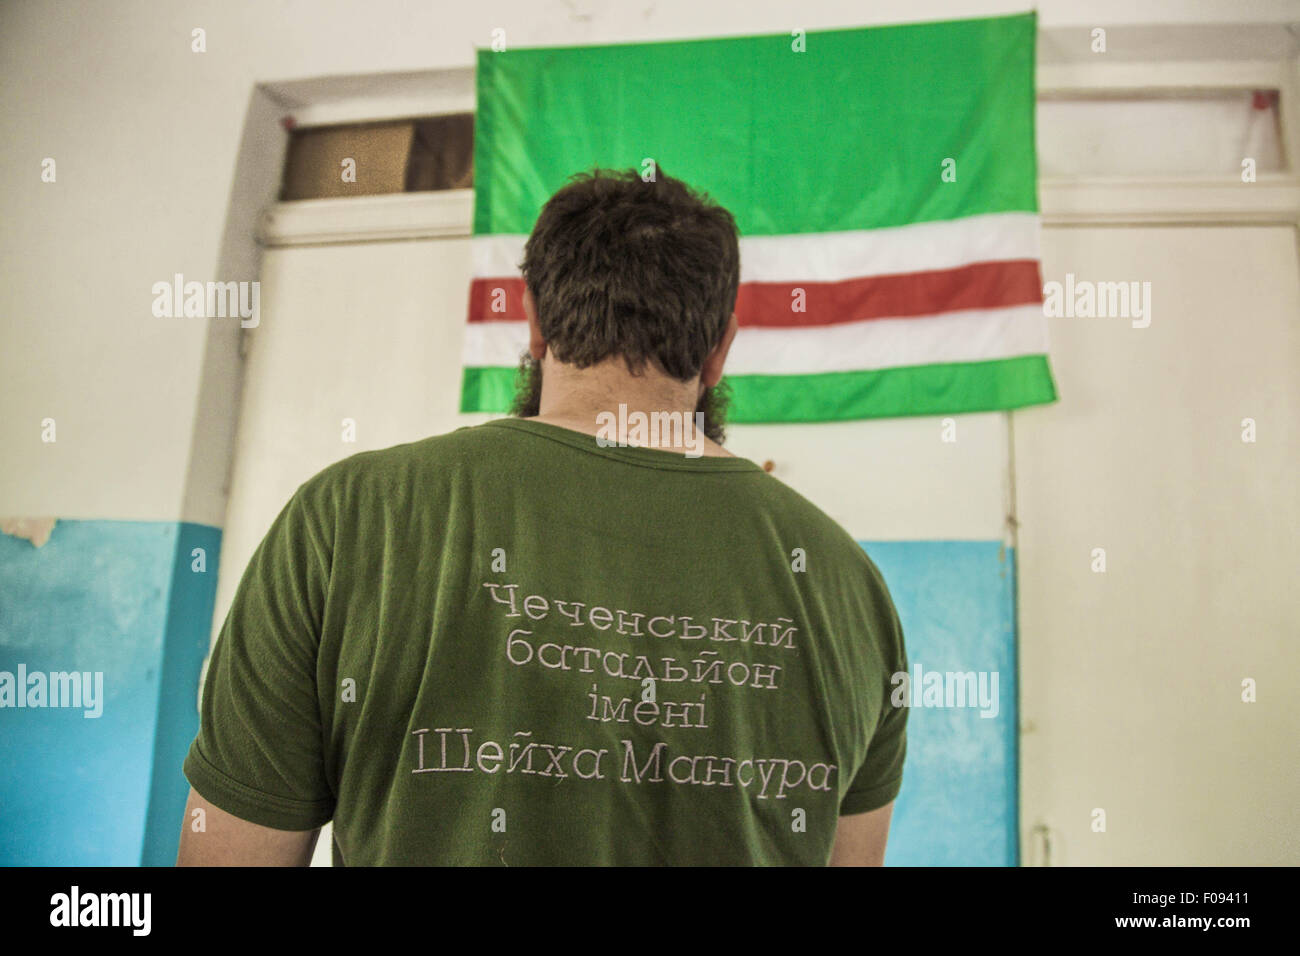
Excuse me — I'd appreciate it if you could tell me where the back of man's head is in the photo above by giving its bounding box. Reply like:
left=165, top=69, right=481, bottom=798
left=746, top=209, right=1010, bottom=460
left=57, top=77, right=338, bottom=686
left=520, top=167, right=741, bottom=382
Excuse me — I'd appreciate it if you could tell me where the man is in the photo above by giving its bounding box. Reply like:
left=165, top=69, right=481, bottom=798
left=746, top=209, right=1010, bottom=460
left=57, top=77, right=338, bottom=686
left=177, top=168, right=908, bottom=866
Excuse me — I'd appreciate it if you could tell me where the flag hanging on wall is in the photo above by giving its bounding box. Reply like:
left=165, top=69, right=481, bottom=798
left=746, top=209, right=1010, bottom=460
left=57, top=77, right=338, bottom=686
left=460, top=12, right=1057, bottom=422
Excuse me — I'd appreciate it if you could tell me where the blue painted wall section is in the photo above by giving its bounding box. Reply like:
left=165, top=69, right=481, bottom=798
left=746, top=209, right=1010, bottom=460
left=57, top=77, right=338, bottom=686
left=142, top=522, right=222, bottom=866
left=3, top=526, right=1007, bottom=865
left=860, top=540, right=1019, bottom=867
left=0, top=520, right=220, bottom=866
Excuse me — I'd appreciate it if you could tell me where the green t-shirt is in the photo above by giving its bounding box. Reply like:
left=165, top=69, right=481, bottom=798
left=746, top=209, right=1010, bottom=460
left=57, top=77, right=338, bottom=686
left=183, top=417, right=908, bottom=865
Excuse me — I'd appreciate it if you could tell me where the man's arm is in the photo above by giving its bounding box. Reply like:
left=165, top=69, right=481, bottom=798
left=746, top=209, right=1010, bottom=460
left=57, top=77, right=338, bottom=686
left=829, top=801, right=894, bottom=866
left=178, top=483, right=335, bottom=864
left=176, top=787, right=320, bottom=867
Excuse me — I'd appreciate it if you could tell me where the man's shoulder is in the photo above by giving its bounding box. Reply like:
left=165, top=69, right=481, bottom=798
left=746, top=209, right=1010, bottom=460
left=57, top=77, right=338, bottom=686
left=291, top=423, right=499, bottom=506
left=746, top=470, right=899, bottom=621
left=749, top=469, right=875, bottom=564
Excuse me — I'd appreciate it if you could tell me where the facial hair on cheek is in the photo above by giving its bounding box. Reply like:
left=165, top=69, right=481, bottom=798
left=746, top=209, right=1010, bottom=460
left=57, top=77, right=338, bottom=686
left=509, top=354, right=543, bottom=418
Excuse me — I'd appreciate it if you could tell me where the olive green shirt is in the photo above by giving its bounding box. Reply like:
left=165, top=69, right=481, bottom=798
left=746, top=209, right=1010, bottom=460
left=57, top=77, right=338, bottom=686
left=183, top=418, right=907, bottom=865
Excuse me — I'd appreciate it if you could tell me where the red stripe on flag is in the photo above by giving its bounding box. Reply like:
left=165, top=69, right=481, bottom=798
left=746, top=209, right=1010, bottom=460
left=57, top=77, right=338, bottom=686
left=467, top=259, right=1043, bottom=327
left=736, top=260, right=1044, bottom=327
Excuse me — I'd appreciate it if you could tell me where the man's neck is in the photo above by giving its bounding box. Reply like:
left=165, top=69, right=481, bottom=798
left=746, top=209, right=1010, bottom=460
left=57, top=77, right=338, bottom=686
left=529, top=355, right=735, bottom=458
left=527, top=409, right=734, bottom=458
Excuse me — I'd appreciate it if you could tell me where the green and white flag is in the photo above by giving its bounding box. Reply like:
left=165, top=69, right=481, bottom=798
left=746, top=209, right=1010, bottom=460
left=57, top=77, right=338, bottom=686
left=461, top=12, right=1057, bottom=422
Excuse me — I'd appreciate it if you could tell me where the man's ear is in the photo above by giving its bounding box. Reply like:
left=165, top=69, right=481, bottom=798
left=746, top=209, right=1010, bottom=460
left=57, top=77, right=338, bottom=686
left=523, top=286, right=546, bottom=361
left=699, top=312, right=739, bottom=390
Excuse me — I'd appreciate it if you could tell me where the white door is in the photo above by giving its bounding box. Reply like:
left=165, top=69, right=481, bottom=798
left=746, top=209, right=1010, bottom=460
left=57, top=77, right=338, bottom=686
left=1017, top=224, right=1300, bottom=865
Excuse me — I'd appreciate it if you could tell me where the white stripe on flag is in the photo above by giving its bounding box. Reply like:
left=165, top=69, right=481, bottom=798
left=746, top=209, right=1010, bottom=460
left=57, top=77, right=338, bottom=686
left=463, top=303, right=1049, bottom=375
left=471, top=212, right=1042, bottom=283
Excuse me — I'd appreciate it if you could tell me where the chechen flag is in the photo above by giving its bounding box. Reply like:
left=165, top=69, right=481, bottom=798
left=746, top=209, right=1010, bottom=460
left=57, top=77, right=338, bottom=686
left=460, top=11, right=1057, bottom=422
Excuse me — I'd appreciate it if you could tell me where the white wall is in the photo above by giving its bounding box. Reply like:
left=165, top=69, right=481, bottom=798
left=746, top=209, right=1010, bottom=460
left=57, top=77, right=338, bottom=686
left=1018, top=225, right=1300, bottom=864
left=5, top=0, right=1298, bottom=523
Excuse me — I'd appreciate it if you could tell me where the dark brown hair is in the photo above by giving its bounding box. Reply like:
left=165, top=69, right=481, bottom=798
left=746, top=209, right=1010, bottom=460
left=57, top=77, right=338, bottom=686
left=520, top=166, right=741, bottom=381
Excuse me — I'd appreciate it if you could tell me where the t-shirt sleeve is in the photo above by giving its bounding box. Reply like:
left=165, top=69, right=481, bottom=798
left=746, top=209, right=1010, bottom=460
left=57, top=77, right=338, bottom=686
left=182, top=484, right=335, bottom=831
left=839, top=565, right=909, bottom=816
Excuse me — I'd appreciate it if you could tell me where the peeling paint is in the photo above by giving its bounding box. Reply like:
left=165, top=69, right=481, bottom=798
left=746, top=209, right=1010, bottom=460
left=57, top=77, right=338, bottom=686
left=0, top=517, right=57, bottom=548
